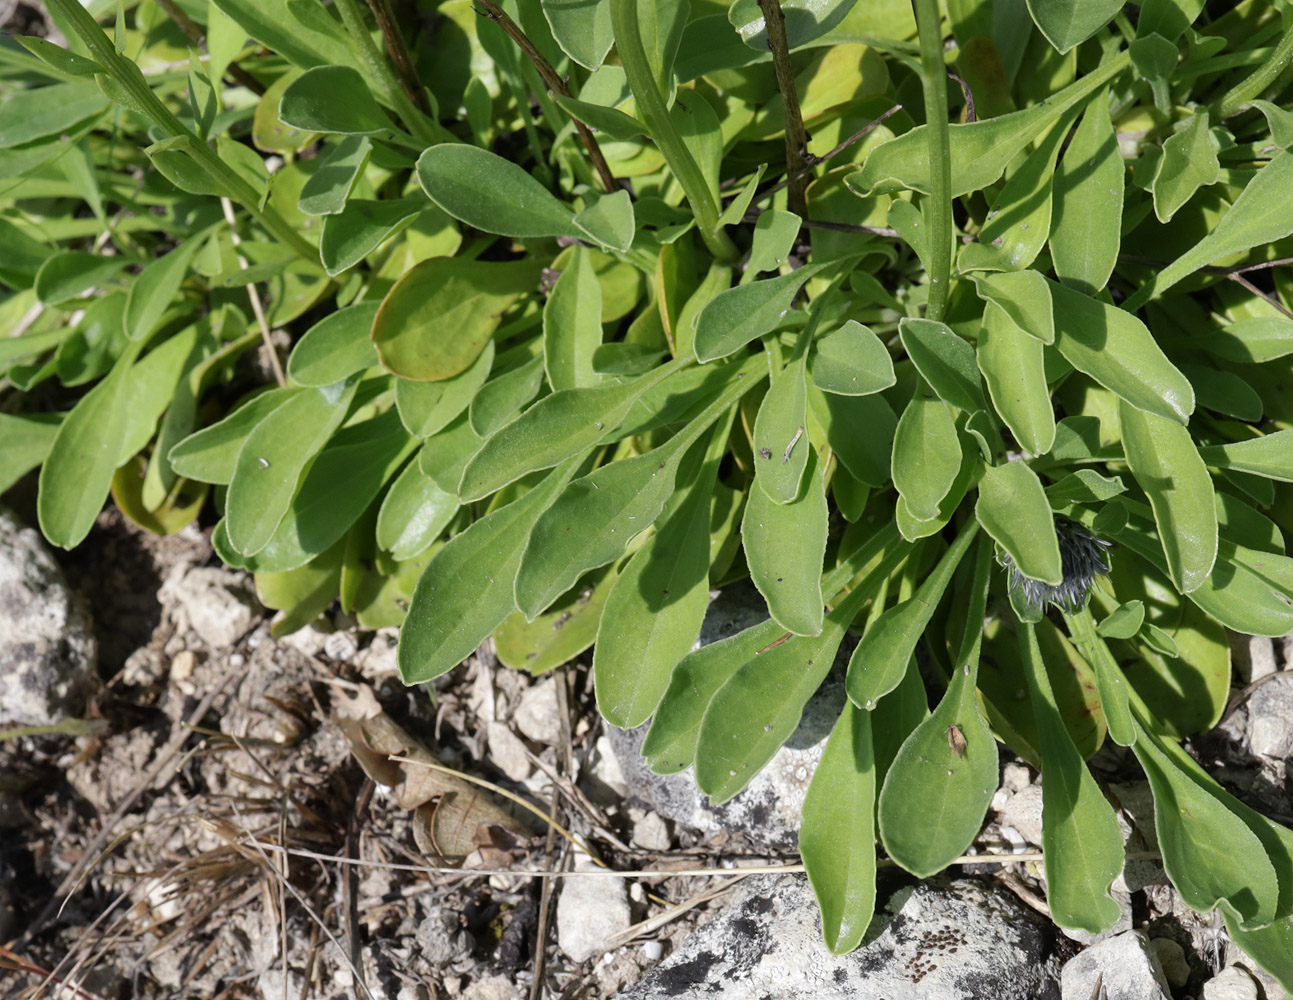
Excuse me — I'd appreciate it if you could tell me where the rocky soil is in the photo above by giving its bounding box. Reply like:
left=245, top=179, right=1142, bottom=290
left=1, top=502, right=1290, bottom=1000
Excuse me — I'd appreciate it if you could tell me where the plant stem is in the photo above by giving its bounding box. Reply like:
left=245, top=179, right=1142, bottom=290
left=757, top=0, right=810, bottom=218
left=911, top=0, right=952, bottom=322
left=474, top=0, right=618, bottom=195
left=610, top=0, right=738, bottom=261
left=332, top=0, right=447, bottom=146
left=363, top=0, right=433, bottom=117
left=154, top=0, right=265, bottom=94
left=43, top=0, right=322, bottom=272
left=1214, top=15, right=1293, bottom=119
left=1061, top=605, right=1136, bottom=747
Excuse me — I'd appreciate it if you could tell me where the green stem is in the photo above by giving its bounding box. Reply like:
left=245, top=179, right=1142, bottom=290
left=610, top=0, right=737, bottom=262
left=43, top=0, right=321, bottom=272
left=1214, top=15, right=1293, bottom=119
left=911, top=0, right=952, bottom=322
left=332, top=0, right=447, bottom=146
left=1062, top=605, right=1137, bottom=747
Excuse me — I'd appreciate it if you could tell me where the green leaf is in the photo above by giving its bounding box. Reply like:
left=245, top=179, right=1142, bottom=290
left=1018, top=621, right=1124, bottom=934
left=376, top=458, right=459, bottom=561
left=891, top=385, right=962, bottom=522
left=544, top=246, right=603, bottom=392
left=848, top=54, right=1128, bottom=197
left=642, top=522, right=900, bottom=774
left=1049, top=279, right=1194, bottom=424
left=12, top=36, right=104, bottom=77
left=459, top=359, right=688, bottom=502
left=398, top=458, right=581, bottom=683
left=287, top=301, right=380, bottom=387
left=495, top=565, right=617, bottom=675
left=877, top=537, right=997, bottom=877
left=34, top=252, right=129, bottom=307
left=594, top=416, right=730, bottom=727
left=319, top=197, right=425, bottom=276
left=298, top=135, right=373, bottom=216
left=1200, top=431, right=1293, bottom=483
left=1026, top=0, right=1123, bottom=53
left=468, top=355, right=546, bottom=437
left=1125, top=151, right=1293, bottom=309
left=553, top=95, right=650, bottom=140
left=846, top=522, right=977, bottom=709
left=977, top=302, right=1055, bottom=455
left=1252, top=99, right=1293, bottom=150
left=976, top=461, right=1063, bottom=586
left=696, top=544, right=903, bottom=804
left=209, top=0, right=354, bottom=72
left=419, top=413, right=486, bottom=494
left=225, top=379, right=358, bottom=556
left=255, top=540, right=344, bottom=637
left=744, top=209, right=801, bottom=281
left=810, top=388, right=895, bottom=487
left=168, top=390, right=295, bottom=485
left=1225, top=917, right=1293, bottom=995
left=543, top=0, right=614, bottom=69
left=1045, top=469, right=1126, bottom=506
left=395, top=341, right=495, bottom=439
left=278, top=65, right=392, bottom=135
left=801, top=702, right=877, bottom=954
left=1195, top=316, right=1293, bottom=364
left=693, top=262, right=834, bottom=362
left=1118, top=399, right=1217, bottom=594
left=37, top=341, right=142, bottom=548
left=0, top=412, right=61, bottom=495
left=373, top=257, right=540, bottom=382
left=1151, top=109, right=1221, bottom=224
left=752, top=354, right=810, bottom=504
left=899, top=318, right=987, bottom=413
left=1097, top=600, right=1145, bottom=639
left=743, top=447, right=828, bottom=636
left=123, top=238, right=202, bottom=341
left=971, top=270, right=1055, bottom=344
left=811, top=321, right=896, bottom=396
left=0, top=80, right=107, bottom=149
left=958, top=116, right=1066, bottom=272
left=572, top=189, right=636, bottom=252
left=416, top=143, right=580, bottom=239
left=1130, top=713, right=1278, bottom=929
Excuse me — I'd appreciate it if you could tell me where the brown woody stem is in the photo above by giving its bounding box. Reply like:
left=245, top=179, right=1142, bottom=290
left=364, top=0, right=433, bottom=116
left=154, top=0, right=266, bottom=95
left=757, top=0, right=810, bottom=217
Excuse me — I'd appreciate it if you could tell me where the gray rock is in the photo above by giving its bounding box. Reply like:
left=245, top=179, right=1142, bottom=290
left=619, top=874, right=1059, bottom=1000
left=608, top=583, right=849, bottom=851
left=486, top=721, right=534, bottom=782
left=631, top=811, right=672, bottom=852
left=1060, top=930, right=1171, bottom=1000
left=557, top=857, right=632, bottom=962
left=0, top=508, right=97, bottom=726
left=1229, top=632, right=1277, bottom=684
left=1247, top=673, right=1293, bottom=759
left=165, top=566, right=257, bottom=650
left=1149, top=937, right=1190, bottom=988
left=1201, top=965, right=1260, bottom=1000
left=1001, top=783, right=1044, bottom=846
left=514, top=677, right=562, bottom=745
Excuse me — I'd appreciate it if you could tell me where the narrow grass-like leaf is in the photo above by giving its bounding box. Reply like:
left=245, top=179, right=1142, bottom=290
left=743, top=447, right=828, bottom=636
left=124, top=238, right=202, bottom=341
left=1019, top=620, right=1124, bottom=934
left=801, top=702, right=877, bottom=954
left=594, top=415, right=731, bottom=727
left=846, top=521, right=978, bottom=709
left=1119, top=399, right=1217, bottom=594
left=398, top=458, right=581, bottom=683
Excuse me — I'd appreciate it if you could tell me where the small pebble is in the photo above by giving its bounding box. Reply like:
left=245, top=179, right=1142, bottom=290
left=642, top=940, right=664, bottom=961
left=169, top=650, right=196, bottom=682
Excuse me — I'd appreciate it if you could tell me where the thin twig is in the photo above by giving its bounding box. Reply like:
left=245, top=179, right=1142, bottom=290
left=757, top=0, right=810, bottom=217
left=153, top=0, right=266, bottom=95
left=364, top=0, right=433, bottom=116
left=345, top=780, right=375, bottom=992
left=473, top=0, right=618, bottom=195
left=529, top=674, right=574, bottom=1000
left=1227, top=271, right=1293, bottom=322
left=220, top=197, right=286, bottom=388
left=747, top=104, right=902, bottom=208
left=604, top=877, right=748, bottom=947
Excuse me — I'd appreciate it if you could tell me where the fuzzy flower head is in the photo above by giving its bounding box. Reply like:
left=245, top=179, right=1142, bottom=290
left=1004, top=518, right=1112, bottom=614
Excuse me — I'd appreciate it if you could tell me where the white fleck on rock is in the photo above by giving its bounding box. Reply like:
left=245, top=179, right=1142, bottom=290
left=557, top=856, right=631, bottom=963
left=486, top=721, right=533, bottom=782
left=0, top=509, right=97, bottom=726
left=622, top=875, right=1057, bottom=999
left=1247, top=673, right=1293, bottom=759
left=514, top=677, right=562, bottom=745
left=165, top=566, right=257, bottom=649
left=1002, top=783, right=1044, bottom=846
left=1149, top=938, right=1190, bottom=988
left=632, top=812, right=672, bottom=852
left=1201, top=965, right=1260, bottom=1000
left=1060, top=930, right=1171, bottom=1000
